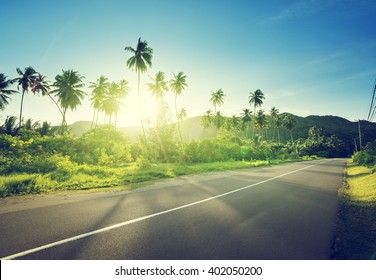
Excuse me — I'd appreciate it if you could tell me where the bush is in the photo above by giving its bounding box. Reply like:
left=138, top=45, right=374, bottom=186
left=0, top=174, right=40, bottom=197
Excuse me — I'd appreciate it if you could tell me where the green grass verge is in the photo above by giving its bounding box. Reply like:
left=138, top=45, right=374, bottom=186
left=334, top=160, right=376, bottom=259
left=0, top=158, right=306, bottom=197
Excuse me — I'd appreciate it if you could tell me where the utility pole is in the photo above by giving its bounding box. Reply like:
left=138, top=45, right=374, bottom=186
left=358, top=120, right=362, bottom=151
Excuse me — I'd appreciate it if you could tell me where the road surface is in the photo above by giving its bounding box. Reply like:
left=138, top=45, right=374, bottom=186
left=0, top=159, right=346, bottom=260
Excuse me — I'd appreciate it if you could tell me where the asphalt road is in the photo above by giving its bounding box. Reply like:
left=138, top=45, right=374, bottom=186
left=0, top=159, right=346, bottom=260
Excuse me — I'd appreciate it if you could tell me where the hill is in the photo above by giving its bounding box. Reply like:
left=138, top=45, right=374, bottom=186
left=68, top=114, right=376, bottom=154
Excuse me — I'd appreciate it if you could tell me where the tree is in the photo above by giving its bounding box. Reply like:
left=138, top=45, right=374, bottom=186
left=241, top=108, right=252, bottom=138
left=270, top=106, right=280, bottom=141
left=210, top=89, right=225, bottom=114
left=284, top=114, right=297, bottom=142
left=0, top=116, right=18, bottom=135
left=89, top=75, right=109, bottom=128
left=210, top=89, right=225, bottom=131
left=255, top=110, right=268, bottom=138
left=31, top=73, right=64, bottom=121
left=214, top=111, right=225, bottom=130
left=147, top=71, right=168, bottom=101
left=0, top=73, right=17, bottom=110
left=248, top=89, right=265, bottom=136
left=275, top=114, right=283, bottom=144
left=147, top=71, right=169, bottom=125
left=14, top=67, right=38, bottom=128
left=201, top=109, right=214, bottom=128
left=125, top=37, right=153, bottom=141
left=100, top=80, right=129, bottom=127
left=50, top=70, right=86, bottom=133
left=170, top=72, right=187, bottom=142
left=226, top=114, right=241, bottom=132
left=177, top=108, right=187, bottom=123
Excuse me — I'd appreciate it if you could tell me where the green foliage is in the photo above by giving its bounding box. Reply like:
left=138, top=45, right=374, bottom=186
left=0, top=174, right=40, bottom=197
left=297, top=126, right=347, bottom=158
left=352, top=140, right=376, bottom=166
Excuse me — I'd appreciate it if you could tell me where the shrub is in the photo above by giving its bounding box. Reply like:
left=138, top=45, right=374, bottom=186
left=0, top=174, right=40, bottom=197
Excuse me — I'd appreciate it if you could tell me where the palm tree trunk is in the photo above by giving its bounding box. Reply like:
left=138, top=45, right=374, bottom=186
left=138, top=70, right=147, bottom=143
left=277, top=128, right=280, bottom=144
left=48, top=95, right=64, bottom=119
left=18, top=90, right=25, bottom=129
left=61, top=108, right=67, bottom=134
left=175, top=94, right=183, bottom=142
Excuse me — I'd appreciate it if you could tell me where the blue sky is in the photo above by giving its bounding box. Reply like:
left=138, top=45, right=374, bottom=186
left=1, top=0, right=376, bottom=126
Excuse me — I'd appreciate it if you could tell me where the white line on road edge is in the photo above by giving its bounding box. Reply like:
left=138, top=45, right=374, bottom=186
left=1, top=160, right=334, bottom=260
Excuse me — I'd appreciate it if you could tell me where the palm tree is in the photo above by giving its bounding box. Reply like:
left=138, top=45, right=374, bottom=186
left=275, top=114, right=283, bottom=144
left=270, top=106, right=280, bottom=141
left=89, top=75, right=109, bottom=128
left=50, top=70, right=85, bottom=133
left=15, top=67, right=38, bottom=128
left=214, top=111, right=225, bottom=130
left=101, top=80, right=129, bottom=127
left=177, top=108, right=187, bottom=123
left=147, top=71, right=168, bottom=101
left=31, top=73, right=65, bottom=121
left=229, top=115, right=241, bottom=132
left=39, top=121, right=52, bottom=136
left=201, top=109, right=214, bottom=128
left=210, top=89, right=225, bottom=114
left=0, top=73, right=17, bottom=110
left=170, top=72, right=187, bottom=142
left=124, top=37, right=153, bottom=141
left=241, top=108, right=252, bottom=138
left=147, top=71, right=169, bottom=125
left=0, top=116, right=18, bottom=135
left=210, top=89, right=225, bottom=130
left=255, top=109, right=268, bottom=138
left=284, top=114, right=297, bottom=142
left=248, top=89, right=265, bottom=136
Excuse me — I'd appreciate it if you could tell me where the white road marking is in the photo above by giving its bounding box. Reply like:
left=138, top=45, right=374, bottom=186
left=1, top=160, right=333, bottom=260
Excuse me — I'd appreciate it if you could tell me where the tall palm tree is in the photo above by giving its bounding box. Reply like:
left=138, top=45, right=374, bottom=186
left=31, top=73, right=64, bottom=121
left=177, top=108, right=187, bottom=123
left=270, top=106, right=280, bottom=141
left=101, top=80, right=129, bottom=127
left=0, top=73, right=17, bottom=110
left=170, top=72, right=187, bottom=142
left=284, top=114, right=297, bottom=142
left=210, top=89, right=225, bottom=114
left=147, top=71, right=168, bottom=101
left=89, top=75, right=109, bottom=128
left=229, top=114, right=241, bottom=132
left=124, top=37, right=153, bottom=141
left=275, top=114, right=283, bottom=144
left=50, top=70, right=85, bottom=133
left=241, top=108, right=252, bottom=138
left=15, top=66, right=37, bottom=128
left=210, top=89, right=225, bottom=131
left=255, top=109, right=268, bottom=138
left=201, top=109, right=214, bottom=129
left=147, top=71, right=169, bottom=126
left=248, top=89, right=265, bottom=136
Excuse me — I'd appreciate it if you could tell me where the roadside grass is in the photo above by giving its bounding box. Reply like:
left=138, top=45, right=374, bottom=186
left=334, top=160, right=376, bottom=259
left=0, top=158, right=306, bottom=197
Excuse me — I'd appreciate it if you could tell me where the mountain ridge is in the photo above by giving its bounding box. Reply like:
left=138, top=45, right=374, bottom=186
left=68, top=114, right=376, bottom=154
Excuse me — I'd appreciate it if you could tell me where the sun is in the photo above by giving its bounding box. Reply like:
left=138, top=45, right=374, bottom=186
left=116, top=91, right=160, bottom=128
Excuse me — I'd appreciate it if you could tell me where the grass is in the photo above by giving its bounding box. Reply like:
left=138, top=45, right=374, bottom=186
left=0, top=158, right=306, bottom=197
left=334, top=160, right=376, bottom=259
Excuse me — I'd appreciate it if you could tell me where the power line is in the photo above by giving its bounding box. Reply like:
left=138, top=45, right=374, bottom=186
left=367, top=78, right=376, bottom=122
